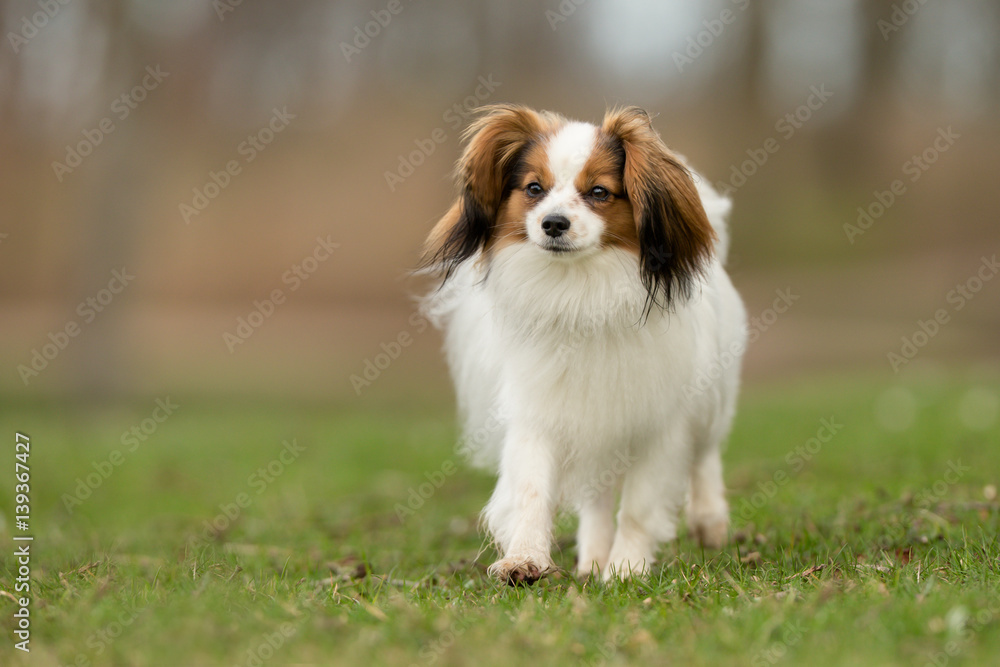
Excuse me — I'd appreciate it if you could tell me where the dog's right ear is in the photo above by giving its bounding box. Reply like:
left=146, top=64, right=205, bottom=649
left=422, top=104, right=558, bottom=276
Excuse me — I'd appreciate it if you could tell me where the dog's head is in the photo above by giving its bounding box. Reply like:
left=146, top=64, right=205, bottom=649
left=423, top=105, right=715, bottom=307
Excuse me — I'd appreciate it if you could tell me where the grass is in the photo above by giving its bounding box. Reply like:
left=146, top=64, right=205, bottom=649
left=2, top=373, right=999, bottom=666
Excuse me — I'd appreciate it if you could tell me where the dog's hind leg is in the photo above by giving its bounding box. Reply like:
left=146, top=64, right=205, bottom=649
left=575, top=487, right=616, bottom=578
left=686, top=445, right=729, bottom=549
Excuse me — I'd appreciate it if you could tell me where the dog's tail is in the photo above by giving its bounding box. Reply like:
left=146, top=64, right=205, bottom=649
left=692, top=172, right=733, bottom=265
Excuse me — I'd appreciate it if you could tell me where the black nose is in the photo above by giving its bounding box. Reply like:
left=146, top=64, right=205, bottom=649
left=541, top=214, right=571, bottom=238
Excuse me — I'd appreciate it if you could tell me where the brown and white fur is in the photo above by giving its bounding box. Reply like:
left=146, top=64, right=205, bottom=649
left=422, top=105, right=746, bottom=584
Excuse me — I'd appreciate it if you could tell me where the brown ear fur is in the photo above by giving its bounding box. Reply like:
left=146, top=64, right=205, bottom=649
left=422, top=105, right=563, bottom=275
left=601, top=106, right=715, bottom=307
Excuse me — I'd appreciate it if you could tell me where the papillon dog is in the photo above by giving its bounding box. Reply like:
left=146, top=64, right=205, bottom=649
left=421, top=105, right=746, bottom=583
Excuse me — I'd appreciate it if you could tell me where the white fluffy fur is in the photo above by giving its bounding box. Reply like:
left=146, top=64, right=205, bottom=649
left=425, top=125, right=746, bottom=582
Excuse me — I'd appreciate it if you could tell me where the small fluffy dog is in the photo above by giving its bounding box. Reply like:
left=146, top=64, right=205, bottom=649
left=422, top=105, right=746, bottom=584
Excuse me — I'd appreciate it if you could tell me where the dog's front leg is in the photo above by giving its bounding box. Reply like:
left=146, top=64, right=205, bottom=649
left=483, top=429, right=557, bottom=585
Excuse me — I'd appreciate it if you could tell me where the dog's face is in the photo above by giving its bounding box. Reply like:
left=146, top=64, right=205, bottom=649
left=498, top=122, right=634, bottom=257
left=424, top=105, right=716, bottom=305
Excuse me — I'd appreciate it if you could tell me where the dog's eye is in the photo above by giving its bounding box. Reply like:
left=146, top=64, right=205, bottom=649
left=589, top=185, right=610, bottom=201
left=525, top=182, right=544, bottom=197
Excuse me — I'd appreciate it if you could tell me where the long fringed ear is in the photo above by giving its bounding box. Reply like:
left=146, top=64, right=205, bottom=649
left=422, top=104, right=558, bottom=277
left=601, top=106, right=715, bottom=308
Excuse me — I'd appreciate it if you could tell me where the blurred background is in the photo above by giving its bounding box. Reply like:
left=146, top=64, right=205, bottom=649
left=1, top=0, right=998, bottom=407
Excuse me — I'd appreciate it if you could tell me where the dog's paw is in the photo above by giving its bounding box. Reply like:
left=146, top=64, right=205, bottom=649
left=488, top=553, right=553, bottom=586
left=689, top=515, right=729, bottom=550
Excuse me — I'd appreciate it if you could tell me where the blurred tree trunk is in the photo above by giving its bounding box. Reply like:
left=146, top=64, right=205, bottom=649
left=734, top=0, right=766, bottom=112
left=68, top=0, right=142, bottom=400
left=815, top=0, right=901, bottom=187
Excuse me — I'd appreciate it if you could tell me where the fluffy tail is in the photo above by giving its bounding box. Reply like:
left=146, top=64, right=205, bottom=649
left=695, top=174, right=732, bottom=264
left=683, top=165, right=732, bottom=265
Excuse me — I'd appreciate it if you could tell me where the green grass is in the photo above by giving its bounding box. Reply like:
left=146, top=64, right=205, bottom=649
left=2, top=374, right=999, bottom=666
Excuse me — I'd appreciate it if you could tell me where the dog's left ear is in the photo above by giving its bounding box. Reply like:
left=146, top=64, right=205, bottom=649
left=601, top=106, right=716, bottom=306
left=423, top=104, right=558, bottom=277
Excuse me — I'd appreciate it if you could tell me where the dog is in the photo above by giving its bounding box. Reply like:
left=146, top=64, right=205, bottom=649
left=421, top=105, right=746, bottom=584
